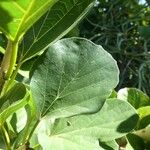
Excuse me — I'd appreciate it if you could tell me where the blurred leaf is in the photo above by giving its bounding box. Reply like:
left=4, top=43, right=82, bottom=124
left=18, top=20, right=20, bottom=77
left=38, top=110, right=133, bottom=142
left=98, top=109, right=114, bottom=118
left=0, top=83, right=28, bottom=125
left=127, top=133, right=145, bottom=150
left=0, top=46, right=5, bottom=54
left=138, top=26, right=150, bottom=40
left=137, top=106, right=150, bottom=129
left=65, top=26, right=80, bottom=38
left=13, top=92, right=38, bottom=149
left=134, top=125, right=150, bottom=141
left=99, top=140, right=119, bottom=150
left=0, top=83, right=26, bottom=110
left=109, top=90, right=117, bottom=98
left=0, top=133, right=5, bottom=149
left=118, top=88, right=150, bottom=109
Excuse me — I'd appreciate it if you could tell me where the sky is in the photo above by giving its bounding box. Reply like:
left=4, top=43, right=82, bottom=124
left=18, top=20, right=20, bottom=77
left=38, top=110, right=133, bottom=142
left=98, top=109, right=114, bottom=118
left=139, top=0, right=146, bottom=4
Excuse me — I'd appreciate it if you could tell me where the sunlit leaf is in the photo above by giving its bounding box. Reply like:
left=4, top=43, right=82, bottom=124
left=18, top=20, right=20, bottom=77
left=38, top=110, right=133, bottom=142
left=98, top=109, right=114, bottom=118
left=30, top=38, right=119, bottom=118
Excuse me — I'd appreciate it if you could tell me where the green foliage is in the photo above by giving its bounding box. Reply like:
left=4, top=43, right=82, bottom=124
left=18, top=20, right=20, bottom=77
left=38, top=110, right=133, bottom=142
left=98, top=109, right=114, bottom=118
left=80, top=0, right=150, bottom=96
left=0, top=0, right=58, bottom=41
left=0, top=0, right=147, bottom=149
left=117, top=87, right=150, bottom=149
left=18, top=0, right=94, bottom=62
left=34, top=99, right=138, bottom=150
left=30, top=38, right=119, bottom=118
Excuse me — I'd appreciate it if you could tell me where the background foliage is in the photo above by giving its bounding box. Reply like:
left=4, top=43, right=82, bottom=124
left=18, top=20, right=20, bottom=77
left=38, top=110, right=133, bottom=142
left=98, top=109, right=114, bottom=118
left=79, top=0, right=150, bottom=96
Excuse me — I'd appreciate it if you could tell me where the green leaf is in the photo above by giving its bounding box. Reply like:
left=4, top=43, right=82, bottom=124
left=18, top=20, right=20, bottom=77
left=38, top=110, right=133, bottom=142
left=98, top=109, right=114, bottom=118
left=0, top=0, right=58, bottom=40
left=99, top=140, right=119, bottom=150
left=30, top=38, right=119, bottom=118
left=134, top=125, right=150, bottom=141
left=19, top=0, right=94, bottom=62
left=0, top=83, right=26, bottom=110
left=0, top=132, right=5, bottom=149
left=13, top=93, right=39, bottom=149
left=109, top=90, right=117, bottom=98
left=37, top=99, right=138, bottom=150
left=138, top=26, right=150, bottom=40
left=117, top=88, right=150, bottom=109
left=137, top=106, right=150, bottom=129
left=127, top=133, right=145, bottom=150
left=0, top=46, right=5, bottom=54
left=0, top=83, right=28, bottom=125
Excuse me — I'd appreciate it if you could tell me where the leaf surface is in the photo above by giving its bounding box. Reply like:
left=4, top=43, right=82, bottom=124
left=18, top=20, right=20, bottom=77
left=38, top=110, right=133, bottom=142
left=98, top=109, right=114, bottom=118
left=30, top=38, right=119, bottom=118
left=0, top=0, right=57, bottom=40
left=118, top=88, right=150, bottom=109
left=19, top=0, right=94, bottom=62
left=37, top=99, right=138, bottom=150
left=0, top=83, right=27, bottom=125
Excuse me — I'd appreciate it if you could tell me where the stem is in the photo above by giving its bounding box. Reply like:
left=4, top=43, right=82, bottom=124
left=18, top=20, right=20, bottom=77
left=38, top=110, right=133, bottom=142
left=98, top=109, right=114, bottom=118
left=5, top=40, right=19, bottom=79
left=1, top=40, right=12, bottom=73
left=0, top=40, right=19, bottom=93
left=1, top=126, right=11, bottom=150
left=1, top=62, right=22, bottom=95
left=0, top=41, right=12, bottom=93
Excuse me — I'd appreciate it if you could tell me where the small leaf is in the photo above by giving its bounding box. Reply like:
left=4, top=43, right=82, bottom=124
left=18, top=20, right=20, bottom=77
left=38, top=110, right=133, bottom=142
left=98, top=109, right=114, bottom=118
left=0, top=46, right=5, bottom=54
left=0, top=0, right=58, bottom=40
left=19, top=0, right=94, bottom=62
left=37, top=99, right=138, bottom=150
left=137, top=106, right=150, bottom=129
left=134, top=126, right=150, bottom=142
left=127, top=133, right=145, bottom=150
left=117, top=88, right=150, bottom=109
left=0, top=83, right=26, bottom=110
left=30, top=38, right=119, bottom=118
left=99, top=140, right=119, bottom=150
left=0, top=83, right=28, bottom=125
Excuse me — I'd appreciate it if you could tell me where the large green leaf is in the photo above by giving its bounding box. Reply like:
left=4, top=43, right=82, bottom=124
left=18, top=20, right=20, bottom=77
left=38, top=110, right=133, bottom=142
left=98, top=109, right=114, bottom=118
left=37, top=99, right=138, bottom=150
left=0, top=83, right=28, bottom=125
left=0, top=0, right=58, bottom=40
left=30, top=38, right=119, bottom=118
left=19, top=0, right=94, bottom=62
left=117, top=88, right=150, bottom=109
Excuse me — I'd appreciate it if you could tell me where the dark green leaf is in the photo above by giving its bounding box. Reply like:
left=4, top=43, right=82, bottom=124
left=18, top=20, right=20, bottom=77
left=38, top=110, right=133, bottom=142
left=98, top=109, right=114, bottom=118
left=19, top=0, right=94, bottom=62
left=99, top=140, right=119, bottom=150
left=0, top=83, right=28, bottom=125
left=127, top=133, right=145, bottom=150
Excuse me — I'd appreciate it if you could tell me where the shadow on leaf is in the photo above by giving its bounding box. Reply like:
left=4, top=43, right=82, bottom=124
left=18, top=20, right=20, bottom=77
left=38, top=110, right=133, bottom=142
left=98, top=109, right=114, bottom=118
left=117, top=114, right=139, bottom=133
left=0, top=2, right=13, bottom=35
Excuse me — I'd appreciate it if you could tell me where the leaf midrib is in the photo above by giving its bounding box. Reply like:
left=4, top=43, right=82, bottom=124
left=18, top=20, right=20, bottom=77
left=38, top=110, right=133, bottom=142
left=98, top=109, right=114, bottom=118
left=13, top=0, right=35, bottom=41
left=14, top=0, right=55, bottom=41
left=42, top=59, right=110, bottom=116
left=22, top=0, right=87, bottom=58
left=12, top=1, right=26, bottom=13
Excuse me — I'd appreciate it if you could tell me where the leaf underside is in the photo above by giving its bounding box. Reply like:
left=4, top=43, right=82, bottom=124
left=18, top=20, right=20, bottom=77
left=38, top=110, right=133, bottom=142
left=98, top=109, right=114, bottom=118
left=30, top=38, right=119, bottom=119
